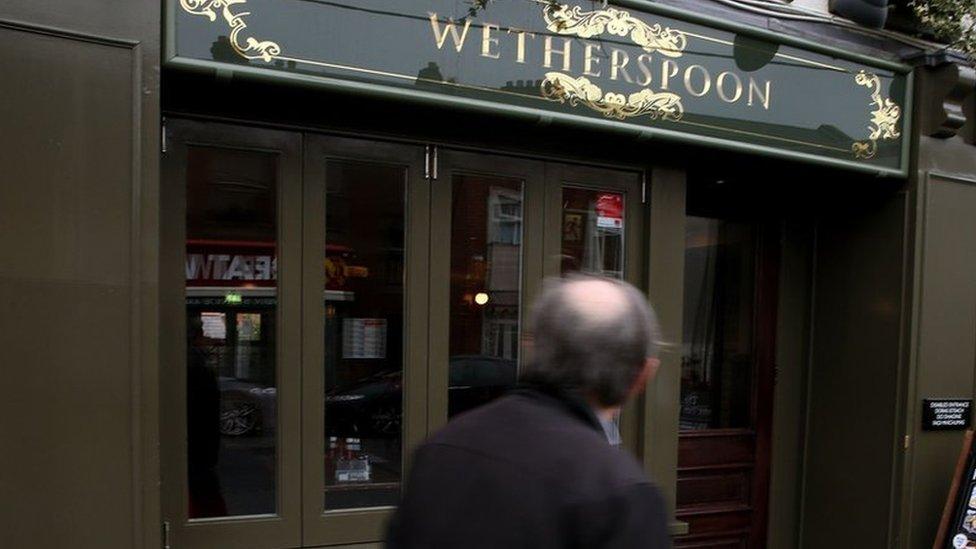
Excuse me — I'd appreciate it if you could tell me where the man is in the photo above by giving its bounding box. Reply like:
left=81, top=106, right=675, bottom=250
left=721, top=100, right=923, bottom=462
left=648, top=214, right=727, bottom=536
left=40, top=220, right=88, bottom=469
left=387, top=275, right=670, bottom=548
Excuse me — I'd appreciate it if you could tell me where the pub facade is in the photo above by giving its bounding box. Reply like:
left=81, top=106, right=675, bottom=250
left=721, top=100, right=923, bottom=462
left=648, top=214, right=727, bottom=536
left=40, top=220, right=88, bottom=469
left=3, top=0, right=976, bottom=547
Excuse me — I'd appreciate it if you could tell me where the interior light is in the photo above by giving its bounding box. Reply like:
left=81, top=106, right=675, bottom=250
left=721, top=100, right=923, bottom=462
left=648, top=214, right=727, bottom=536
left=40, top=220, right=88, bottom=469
left=474, top=292, right=490, bottom=306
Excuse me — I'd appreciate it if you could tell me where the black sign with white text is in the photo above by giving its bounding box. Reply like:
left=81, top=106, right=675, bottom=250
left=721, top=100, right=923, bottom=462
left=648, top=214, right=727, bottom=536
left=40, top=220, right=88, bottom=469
left=924, top=399, right=973, bottom=431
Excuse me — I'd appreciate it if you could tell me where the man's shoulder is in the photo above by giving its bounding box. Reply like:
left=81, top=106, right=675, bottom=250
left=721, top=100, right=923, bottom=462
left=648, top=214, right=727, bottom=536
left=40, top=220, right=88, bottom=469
left=420, top=394, right=654, bottom=497
left=425, top=392, right=600, bottom=450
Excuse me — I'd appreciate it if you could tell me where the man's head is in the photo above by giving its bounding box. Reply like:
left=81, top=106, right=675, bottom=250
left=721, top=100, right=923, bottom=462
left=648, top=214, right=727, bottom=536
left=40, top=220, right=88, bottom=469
left=520, top=275, right=661, bottom=408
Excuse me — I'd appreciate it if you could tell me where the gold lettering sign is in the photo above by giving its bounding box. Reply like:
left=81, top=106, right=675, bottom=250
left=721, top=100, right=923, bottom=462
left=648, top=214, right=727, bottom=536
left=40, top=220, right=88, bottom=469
left=179, top=0, right=280, bottom=61
left=538, top=1, right=687, bottom=121
left=851, top=70, right=902, bottom=160
left=424, top=3, right=773, bottom=119
left=176, top=0, right=905, bottom=164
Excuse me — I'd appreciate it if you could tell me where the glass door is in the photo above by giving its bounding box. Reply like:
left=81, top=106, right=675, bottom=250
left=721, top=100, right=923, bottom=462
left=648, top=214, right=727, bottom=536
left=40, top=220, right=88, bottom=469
left=428, top=152, right=647, bottom=453
left=161, top=120, right=303, bottom=549
left=543, top=163, right=645, bottom=450
left=162, top=124, right=652, bottom=548
left=427, top=149, right=545, bottom=432
left=301, top=135, right=428, bottom=546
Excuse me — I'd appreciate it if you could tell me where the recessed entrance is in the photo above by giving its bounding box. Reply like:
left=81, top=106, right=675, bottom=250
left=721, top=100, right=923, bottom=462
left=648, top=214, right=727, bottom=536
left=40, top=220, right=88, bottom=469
left=675, top=193, right=779, bottom=547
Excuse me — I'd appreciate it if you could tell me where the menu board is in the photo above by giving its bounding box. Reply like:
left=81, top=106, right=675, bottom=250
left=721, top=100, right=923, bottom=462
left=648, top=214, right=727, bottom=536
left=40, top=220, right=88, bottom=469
left=342, top=318, right=387, bottom=359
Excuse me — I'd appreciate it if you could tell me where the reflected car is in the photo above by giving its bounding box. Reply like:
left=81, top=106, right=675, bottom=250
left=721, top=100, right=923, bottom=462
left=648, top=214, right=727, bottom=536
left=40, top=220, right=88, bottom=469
left=324, top=355, right=517, bottom=438
left=217, top=377, right=277, bottom=437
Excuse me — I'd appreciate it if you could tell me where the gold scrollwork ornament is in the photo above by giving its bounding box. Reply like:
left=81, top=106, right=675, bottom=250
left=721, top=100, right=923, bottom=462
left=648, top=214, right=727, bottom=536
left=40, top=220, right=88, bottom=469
left=179, top=0, right=281, bottom=62
left=542, top=72, right=684, bottom=121
left=851, top=70, right=901, bottom=160
left=539, top=1, right=687, bottom=57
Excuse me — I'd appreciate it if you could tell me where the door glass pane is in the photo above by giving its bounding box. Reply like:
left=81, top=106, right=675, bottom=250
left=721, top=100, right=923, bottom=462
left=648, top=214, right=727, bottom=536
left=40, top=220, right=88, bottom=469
left=448, top=175, right=522, bottom=418
left=680, top=217, right=756, bottom=430
left=185, top=146, right=278, bottom=518
left=560, top=187, right=624, bottom=278
left=323, top=160, right=405, bottom=510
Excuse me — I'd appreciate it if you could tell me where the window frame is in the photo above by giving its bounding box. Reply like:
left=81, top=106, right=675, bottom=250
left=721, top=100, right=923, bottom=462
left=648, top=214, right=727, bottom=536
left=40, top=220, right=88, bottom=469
left=301, top=135, right=429, bottom=546
left=161, top=122, right=655, bottom=548
left=160, top=119, right=304, bottom=549
left=542, top=162, right=646, bottom=453
left=427, top=149, right=545, bottom=432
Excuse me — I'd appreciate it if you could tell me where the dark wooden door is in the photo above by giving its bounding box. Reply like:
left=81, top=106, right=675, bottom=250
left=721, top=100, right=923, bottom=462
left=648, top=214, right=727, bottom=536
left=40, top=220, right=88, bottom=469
left=674, top=216, right=779, bottom=548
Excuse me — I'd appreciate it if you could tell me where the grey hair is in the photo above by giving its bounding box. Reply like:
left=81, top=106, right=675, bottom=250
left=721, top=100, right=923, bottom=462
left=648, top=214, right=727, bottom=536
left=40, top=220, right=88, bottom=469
left=520, top=275, right=661, bottom=407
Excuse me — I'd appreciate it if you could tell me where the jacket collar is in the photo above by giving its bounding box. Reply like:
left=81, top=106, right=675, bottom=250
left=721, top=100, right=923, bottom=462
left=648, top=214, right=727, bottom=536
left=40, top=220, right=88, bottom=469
left=512, top=382, right=605, bottom=435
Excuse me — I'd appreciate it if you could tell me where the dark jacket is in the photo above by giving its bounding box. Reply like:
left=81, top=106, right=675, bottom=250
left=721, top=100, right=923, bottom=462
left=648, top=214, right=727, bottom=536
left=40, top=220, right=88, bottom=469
left=386, top=386, right=671, bottom=548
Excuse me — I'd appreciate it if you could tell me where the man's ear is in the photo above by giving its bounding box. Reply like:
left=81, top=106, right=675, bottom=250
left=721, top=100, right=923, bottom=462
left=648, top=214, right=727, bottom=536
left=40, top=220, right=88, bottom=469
left=627, top=357, right=660, bottom=398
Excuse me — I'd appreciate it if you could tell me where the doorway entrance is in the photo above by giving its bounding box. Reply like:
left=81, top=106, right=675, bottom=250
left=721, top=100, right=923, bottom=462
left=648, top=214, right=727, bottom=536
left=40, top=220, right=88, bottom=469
left=675, top=198, right=779, bottom=547
left=160, top=119, right=647, bottom=548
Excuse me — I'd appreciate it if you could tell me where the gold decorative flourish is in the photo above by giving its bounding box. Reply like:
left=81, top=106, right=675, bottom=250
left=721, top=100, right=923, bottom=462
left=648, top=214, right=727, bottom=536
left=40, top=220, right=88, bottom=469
left=179, top=0, right=281, bottom=62
left=539, top=1, right=686, bottom=57
left=851, top=70, right=901, bottom=160
left=542, top=72, right=684, bottom=121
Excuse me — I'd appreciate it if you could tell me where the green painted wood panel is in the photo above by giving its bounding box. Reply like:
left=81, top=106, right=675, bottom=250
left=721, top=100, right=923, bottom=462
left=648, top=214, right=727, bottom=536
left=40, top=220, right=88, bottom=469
left=906, top=171, right=976, bottom=548
left=801, top=191, right=908, bottom=548
left=0, top=3, right=160, bottom=547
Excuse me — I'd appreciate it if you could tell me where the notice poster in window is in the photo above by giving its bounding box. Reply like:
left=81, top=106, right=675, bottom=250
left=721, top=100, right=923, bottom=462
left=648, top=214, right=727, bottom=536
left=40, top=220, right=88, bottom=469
left=595, top=193, right=623, bottom=230
left=237, top=313, right=262, bottom=341
left=200, top=312, right=226, bottom=340
left=342, top=318, right=387, bottom=359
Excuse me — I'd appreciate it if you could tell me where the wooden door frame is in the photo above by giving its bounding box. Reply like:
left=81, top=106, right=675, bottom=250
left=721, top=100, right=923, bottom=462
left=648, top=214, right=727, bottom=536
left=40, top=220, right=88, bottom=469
left=750, top=221, right=780, bottom=548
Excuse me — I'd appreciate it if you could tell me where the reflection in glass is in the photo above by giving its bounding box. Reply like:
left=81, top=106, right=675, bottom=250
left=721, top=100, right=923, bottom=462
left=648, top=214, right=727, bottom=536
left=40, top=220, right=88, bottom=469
left=448, top=175, right=522, bottom=418
left=680, top=217, right=756, bottom=430
left=560, top=187, right=624, bottom=278
left=185, top=146, right=278, bottom=518
left=323, top=161, right=405, bottom=510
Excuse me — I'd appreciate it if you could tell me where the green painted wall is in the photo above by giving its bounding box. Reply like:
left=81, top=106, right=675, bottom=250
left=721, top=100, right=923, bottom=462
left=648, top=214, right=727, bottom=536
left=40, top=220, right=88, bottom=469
left=800, top=189, right=910, bottom=548
left=0, top=2, right=160, bottom=548
left=903, top=134, right=976, bottom=547
left=767, top=221, right=814, bottom=549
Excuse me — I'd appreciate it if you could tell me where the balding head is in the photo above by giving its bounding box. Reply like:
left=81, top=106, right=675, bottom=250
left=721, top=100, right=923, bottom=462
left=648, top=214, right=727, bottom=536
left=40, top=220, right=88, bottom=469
left=520, top=275, right=660, bottom=407
left=562, top=278, right=634, bottom=327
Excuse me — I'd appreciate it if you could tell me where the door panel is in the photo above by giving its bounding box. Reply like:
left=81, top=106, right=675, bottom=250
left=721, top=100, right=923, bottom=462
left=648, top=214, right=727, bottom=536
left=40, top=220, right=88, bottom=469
left=543, top=163, right=645, bottom=451
left=302, top=135, right=428, bottom=546
left=428, top=149, right=544, bottom=432
left=161, top=120, right=303, bottom=549
left=676, top=469, right=751, bottom=507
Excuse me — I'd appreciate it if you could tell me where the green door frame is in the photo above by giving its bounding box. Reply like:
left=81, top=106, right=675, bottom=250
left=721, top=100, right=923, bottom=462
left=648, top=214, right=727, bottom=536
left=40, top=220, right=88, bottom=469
left=427, top=148, right=546, bottom=433
left=541, top=162, right=646, bottom=452
left=644, top=167, right=688, bottom=533
left=160, top=119, right=304, bottom=549
left=160, top=117, right=692, bottom=546
left=301, top=135, right=429, bottom=546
